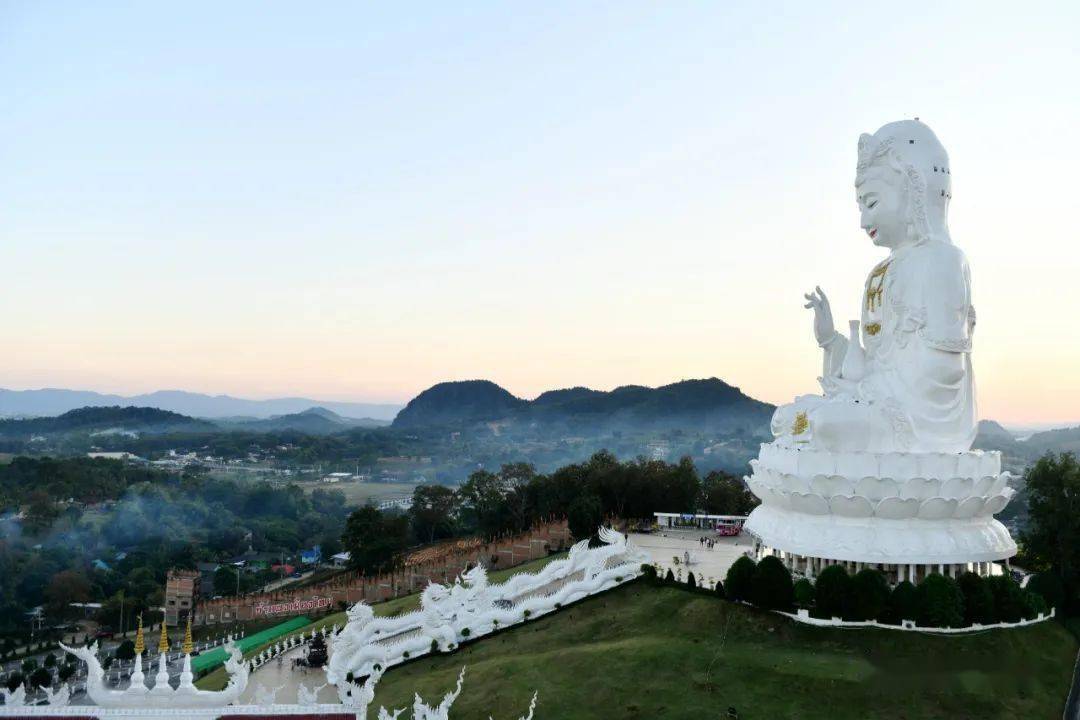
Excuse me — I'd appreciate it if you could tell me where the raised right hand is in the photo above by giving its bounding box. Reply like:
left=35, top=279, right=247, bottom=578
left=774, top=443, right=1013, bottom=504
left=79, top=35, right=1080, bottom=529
left=803, top=286, right=837, bottom=346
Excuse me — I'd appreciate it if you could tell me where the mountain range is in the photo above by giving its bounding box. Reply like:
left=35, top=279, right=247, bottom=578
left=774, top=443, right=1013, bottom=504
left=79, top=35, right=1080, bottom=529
left=0, top=388, right=401, bottom=421
left=392, top=378, right=776, bottom=435
left=0, top=405, right=387, bottom=441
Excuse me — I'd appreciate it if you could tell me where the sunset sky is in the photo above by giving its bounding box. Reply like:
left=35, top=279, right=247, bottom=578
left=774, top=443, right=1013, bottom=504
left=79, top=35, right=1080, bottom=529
left=2, top=2, right=1078, bottom=425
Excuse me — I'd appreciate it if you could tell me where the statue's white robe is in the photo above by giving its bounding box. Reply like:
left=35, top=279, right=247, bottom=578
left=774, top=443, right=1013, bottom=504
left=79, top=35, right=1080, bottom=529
left=773, top=239, right=976, bottom=453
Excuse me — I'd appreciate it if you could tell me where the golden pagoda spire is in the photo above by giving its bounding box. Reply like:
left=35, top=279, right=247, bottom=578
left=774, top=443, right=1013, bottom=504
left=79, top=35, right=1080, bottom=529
left=133, top=614, right=145, bottom=656
left=158, top=618, right=169, bottom=654
left=182, top=614, right=193, bottom=655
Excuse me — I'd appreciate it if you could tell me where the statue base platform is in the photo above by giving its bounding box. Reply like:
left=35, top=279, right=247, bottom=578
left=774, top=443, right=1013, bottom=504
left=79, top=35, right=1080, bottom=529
left=743, top=444, right=1017, bottom=569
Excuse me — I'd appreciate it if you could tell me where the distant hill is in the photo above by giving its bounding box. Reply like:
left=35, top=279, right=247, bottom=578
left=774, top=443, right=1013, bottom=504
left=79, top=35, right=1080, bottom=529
left=217, top=407, right=388, bottom=435
left=975, top=419, right=1015, bottom=442
left=0, top=388, right=401, bottom=421
left=393, top=381, right=528, bottom=429
left=0, top=406, right=216, bottom=439
left=392, top=378, right=774, bottom=436
left=1023, top=425, right=1080, bottom=455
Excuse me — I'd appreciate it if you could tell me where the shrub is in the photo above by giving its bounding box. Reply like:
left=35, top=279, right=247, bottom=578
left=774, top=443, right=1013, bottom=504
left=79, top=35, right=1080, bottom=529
left=665, top=569, right=676, bottom=584
left=714, top=579, right=726, bottom=599
left=5, top=672, right=23, bottom=692
left=29, top=667, right=51, bottom=689
left=58, top=663, right=76, bottom=682
left=429, top=639, right=438, bottom=653
left=725, top=556, right=757, bottom=602
left=687, top=572, right=697, bottom=590
left=885, top=581, right=918, bottom=624
left=402, top=651, right=410, bottom=659
left=814, top=565, right=852, bottom=619
left=640, top=564, right=658, bottom=584
left=1025, top=572, right=1064, bottom=612
left=916, top=574, right=964, bottom=628
left=750, top=556, right=794, bottom=610
left=21, top=658, right=37, bottom=674
left=793, top=579, right=814, bottom=609
left=849, top=569, right=890, bottom=621
left=460, top=628, right=471, bottom=637
left=957, top=572, right=994, bottom=626
left=1021, top=589, right=1048, bottom=619
left=44, top=653, right=56, bottom=668
left=523, top=609, right=531, bottom=618
left=988, top=575, right=1025, bottom=623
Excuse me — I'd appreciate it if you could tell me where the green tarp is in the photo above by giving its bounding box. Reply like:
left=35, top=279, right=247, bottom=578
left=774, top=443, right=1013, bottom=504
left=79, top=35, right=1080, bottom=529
left=190, top=615, right=311, bottom=674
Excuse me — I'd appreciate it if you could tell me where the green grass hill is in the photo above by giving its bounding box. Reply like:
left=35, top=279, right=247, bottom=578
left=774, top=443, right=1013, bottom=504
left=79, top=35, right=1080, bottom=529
left=369, top=582, right=1078, bottom=720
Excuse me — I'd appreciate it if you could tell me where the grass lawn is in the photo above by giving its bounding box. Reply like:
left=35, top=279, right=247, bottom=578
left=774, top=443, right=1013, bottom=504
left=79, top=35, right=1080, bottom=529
left=294, top=479, right=420, bottom=505
left=194, top=552, right=565, bottom=691
left=369, top=582, right=1078, bottom=720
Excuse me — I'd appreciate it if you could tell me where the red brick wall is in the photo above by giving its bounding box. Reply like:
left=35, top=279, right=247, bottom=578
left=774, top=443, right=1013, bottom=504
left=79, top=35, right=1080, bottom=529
left=194, top=520, right=571, bottom=625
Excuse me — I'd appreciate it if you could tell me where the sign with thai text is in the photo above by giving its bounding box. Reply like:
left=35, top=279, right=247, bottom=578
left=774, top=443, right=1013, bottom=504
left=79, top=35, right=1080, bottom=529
left=253, top=596, right=332, bottom=616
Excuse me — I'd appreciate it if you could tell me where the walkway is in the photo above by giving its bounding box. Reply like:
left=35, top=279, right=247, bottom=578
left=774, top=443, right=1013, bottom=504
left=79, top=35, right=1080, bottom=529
left=630, top=528, right=753, bottom=587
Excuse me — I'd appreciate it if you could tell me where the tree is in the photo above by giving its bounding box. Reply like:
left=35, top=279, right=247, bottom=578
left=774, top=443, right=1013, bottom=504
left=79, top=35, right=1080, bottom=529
left=1019, top=453, right=1080, bottom=614
left=409, top=485, right=459, bottom=544
left=456, top=470, right=512, bottom=539
left=700, top=471, right=758, bottom=516
left=214, top=566, right=249, bottom=597
left=306, top=632, right=328, bottom=667
left=750, top=556, right=793, bottom=610
left=44, top=653, right=56, bottom=668
left=793, top=579, right=814, bottom=609
left=567, top=494, right=603, bottom=542
left=724, top=556, right=756, bottom=602
left=45, top=570, right=91, bottom=620
left=714, top=579, right=726, bottom=599
left=987, top=575, right=1025, bottom=623
left=1025, top=572, right=1065, bottom=613
left=957, top=572, right=994, bottom=626
left=341, top=506, right=410, bottom=574
left=916, top=574, right=964, bottom=628
left=814, top=565, right=852, bottom=619
left=849, top=569, right=890, bottom=621
left=114, top=640, right=135, bottom=661
left=686, top=572, right=697, bottom=590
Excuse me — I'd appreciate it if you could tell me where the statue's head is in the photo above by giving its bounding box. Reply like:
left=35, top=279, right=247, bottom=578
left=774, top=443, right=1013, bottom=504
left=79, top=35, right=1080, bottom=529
left=856, top=119, right=951, bottom=249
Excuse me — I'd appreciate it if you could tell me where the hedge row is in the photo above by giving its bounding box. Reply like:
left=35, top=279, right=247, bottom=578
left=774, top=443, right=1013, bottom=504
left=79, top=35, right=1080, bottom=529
left=643, top=557, right=1060, bottom=628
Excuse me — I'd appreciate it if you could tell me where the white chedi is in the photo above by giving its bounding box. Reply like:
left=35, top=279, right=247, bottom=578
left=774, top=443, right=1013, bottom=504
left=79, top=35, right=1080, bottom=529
left=745, top=119, right=1016, bottom=573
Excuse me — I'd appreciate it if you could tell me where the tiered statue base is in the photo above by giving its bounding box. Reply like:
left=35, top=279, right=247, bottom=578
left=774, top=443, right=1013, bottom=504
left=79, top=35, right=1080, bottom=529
left=743, top=444, right=1017, bottom=578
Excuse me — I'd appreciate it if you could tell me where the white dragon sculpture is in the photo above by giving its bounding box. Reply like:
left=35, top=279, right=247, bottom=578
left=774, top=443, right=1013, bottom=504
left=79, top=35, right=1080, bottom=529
left=326, top=526, right=648, bottom=681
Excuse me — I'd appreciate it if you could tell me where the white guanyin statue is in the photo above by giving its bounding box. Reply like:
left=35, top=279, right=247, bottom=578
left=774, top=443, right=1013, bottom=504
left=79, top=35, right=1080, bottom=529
left=744, top=119, right=1015, bottom=582
left=771, top=119, right=974, bottom=453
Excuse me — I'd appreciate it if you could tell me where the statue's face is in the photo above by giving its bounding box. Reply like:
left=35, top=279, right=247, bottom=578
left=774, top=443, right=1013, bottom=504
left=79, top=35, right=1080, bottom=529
left=856, top=164, right=908, bottom=249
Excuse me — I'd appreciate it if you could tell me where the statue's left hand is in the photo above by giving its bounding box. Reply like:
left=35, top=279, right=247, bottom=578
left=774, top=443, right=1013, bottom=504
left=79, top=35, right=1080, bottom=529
left=804, top=286, right=837, bottom=346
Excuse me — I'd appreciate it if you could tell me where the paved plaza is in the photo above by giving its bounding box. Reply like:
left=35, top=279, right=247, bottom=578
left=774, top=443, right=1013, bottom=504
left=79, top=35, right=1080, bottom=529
left=630, top=528, right=753, bottom=589
left=239, top=645, right=340, bottom=705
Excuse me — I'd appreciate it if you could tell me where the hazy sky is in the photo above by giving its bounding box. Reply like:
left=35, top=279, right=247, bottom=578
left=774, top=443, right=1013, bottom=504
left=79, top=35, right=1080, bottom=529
left=2, top=2, right=1078, bottom=424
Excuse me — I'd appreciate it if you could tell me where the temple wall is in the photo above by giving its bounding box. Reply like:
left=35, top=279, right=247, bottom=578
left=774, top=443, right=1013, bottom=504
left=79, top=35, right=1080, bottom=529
left=193, top=520, right=572, bottom=625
